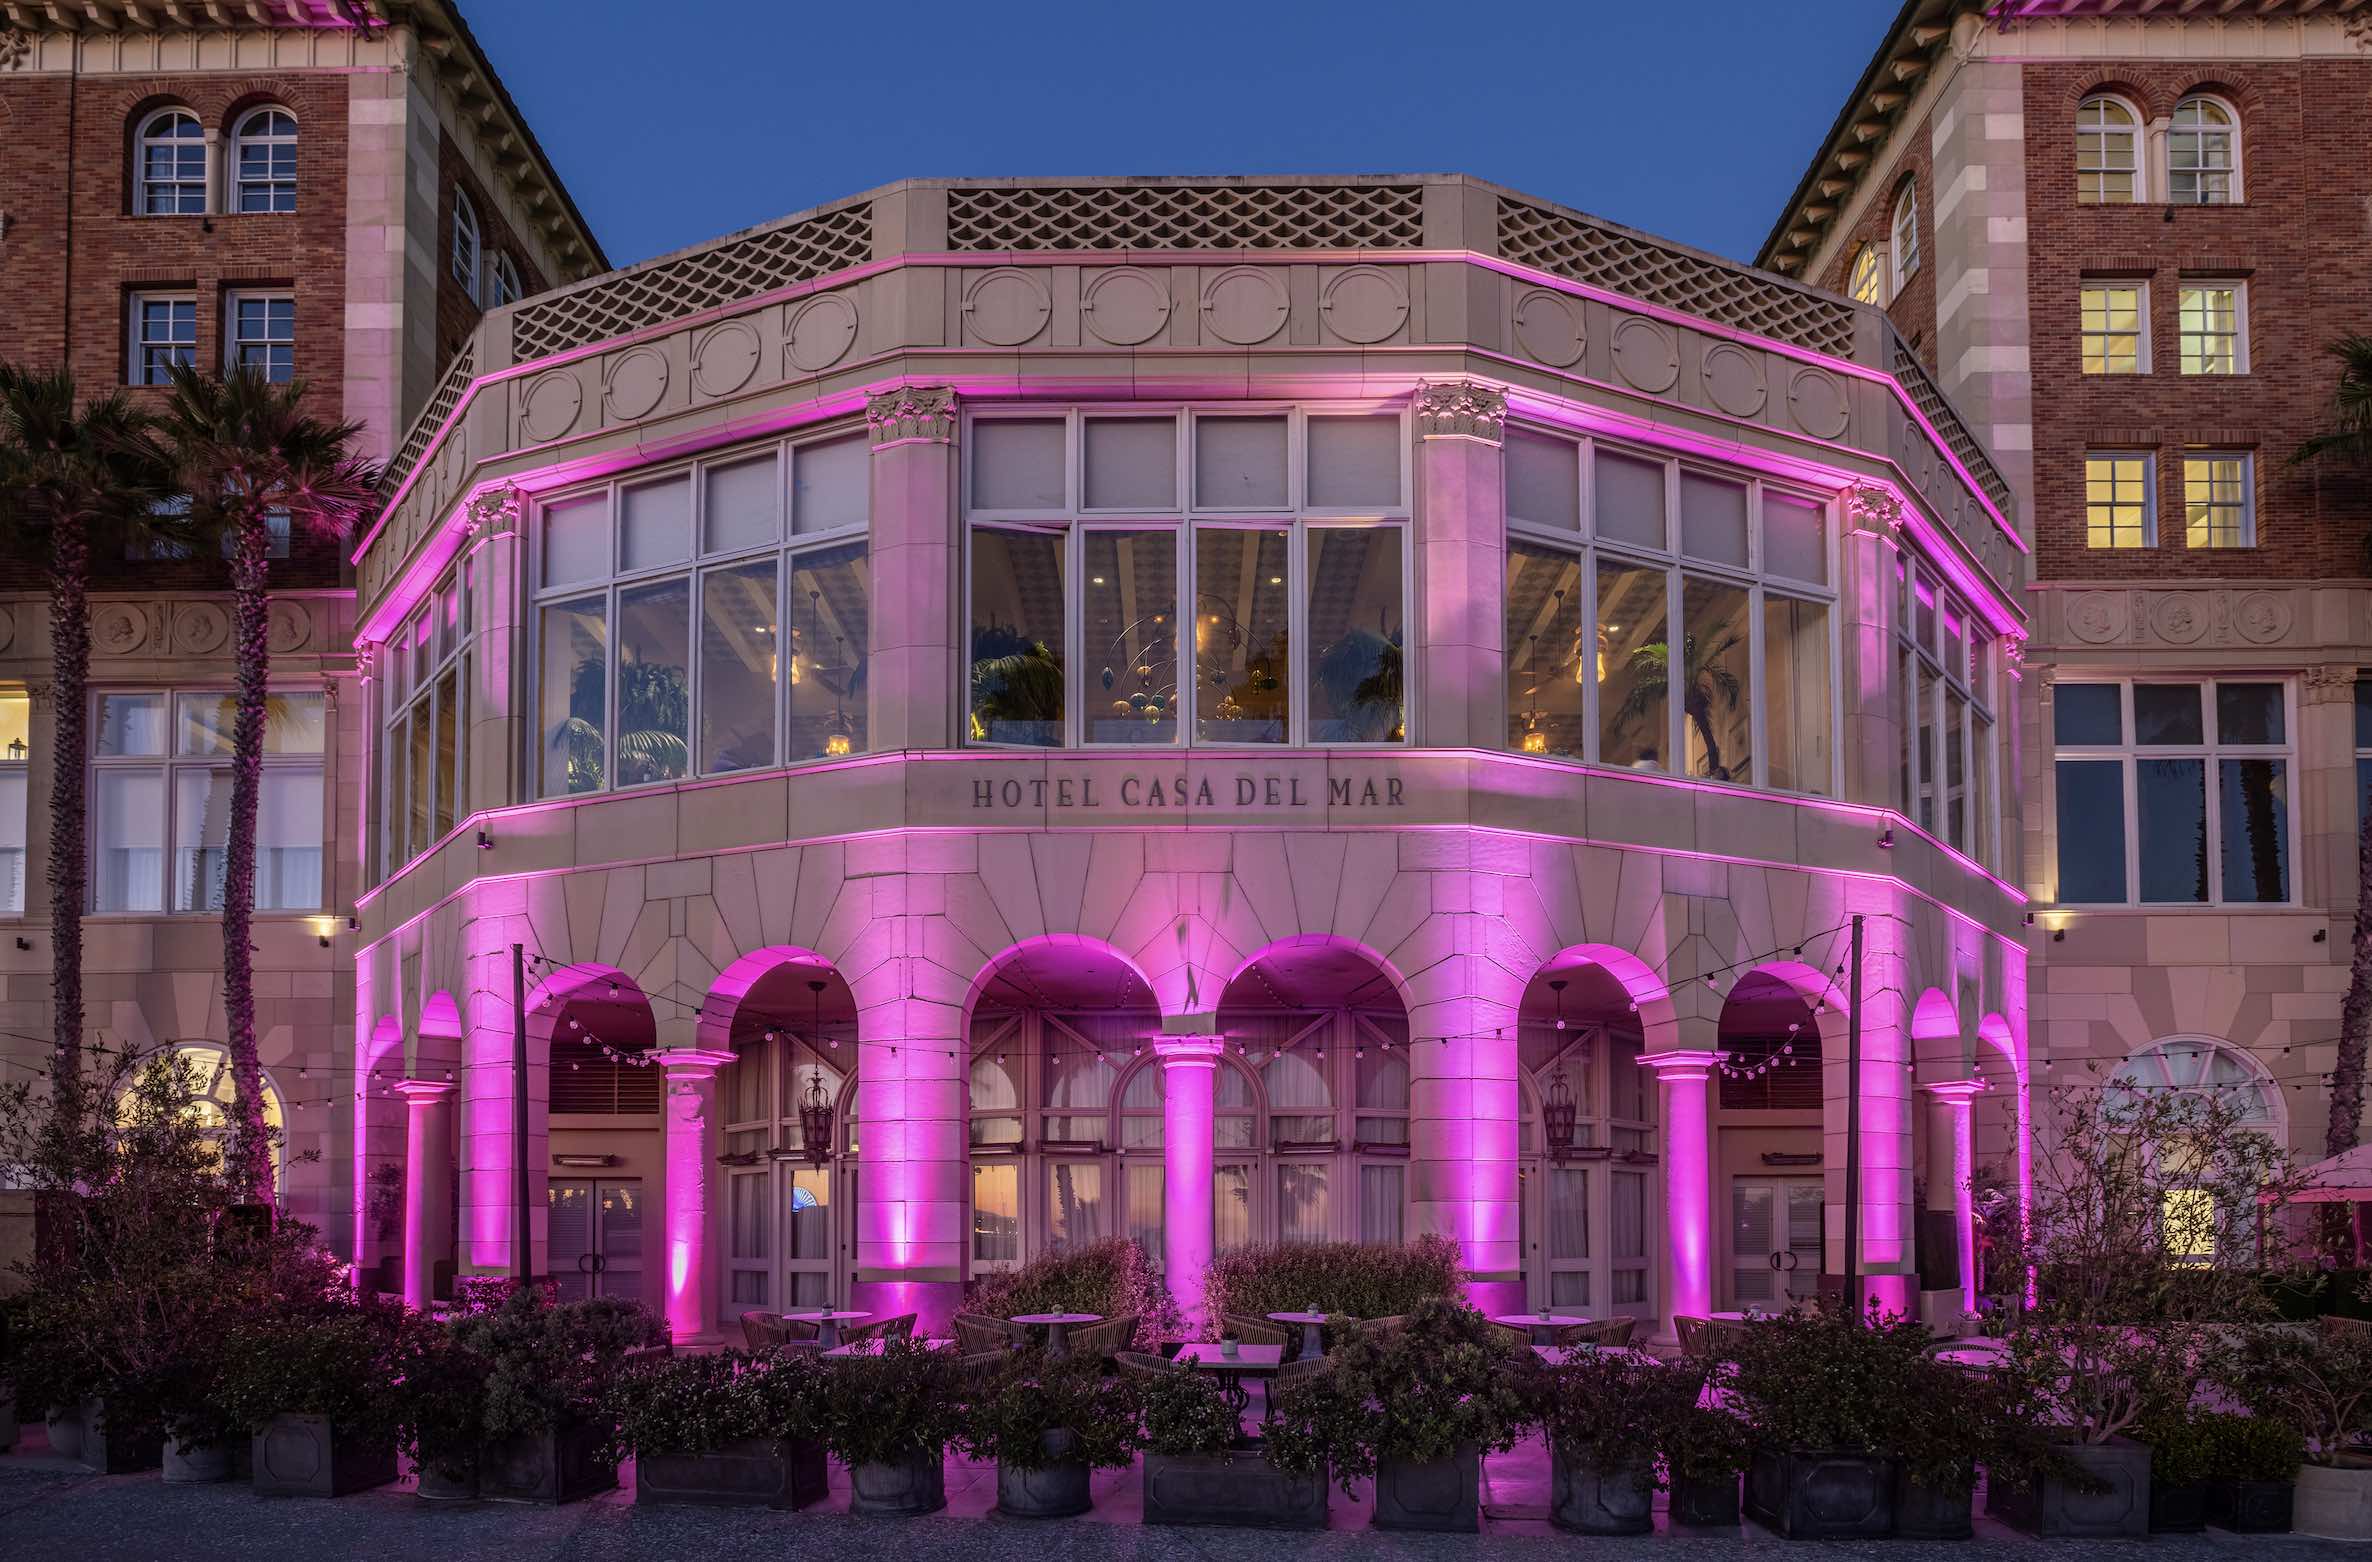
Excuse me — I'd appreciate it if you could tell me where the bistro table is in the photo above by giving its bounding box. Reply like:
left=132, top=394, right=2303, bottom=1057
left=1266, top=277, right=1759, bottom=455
left=783, top=1308, right=870, bottom=1350
left=1496, top=1311, right=1590, bottom=1348
left=1174, top=1340, right=1284, bottom=1415
left=1932, top=1337, right=2010, bottom=1372
left=1268, top=1310, right=1332, bottom=1359
left=1011, top=1311, right=1101, bottom=1360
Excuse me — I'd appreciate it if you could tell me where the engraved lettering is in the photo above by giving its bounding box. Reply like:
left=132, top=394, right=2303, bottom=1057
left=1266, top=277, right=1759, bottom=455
left=974, top=779, right=995, bottom=808
left=1329, top=777, right=1352, bottom=806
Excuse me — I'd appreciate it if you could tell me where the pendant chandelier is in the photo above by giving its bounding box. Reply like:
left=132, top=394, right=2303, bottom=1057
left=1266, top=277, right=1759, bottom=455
left=1543, top=978, right=1578, bottom=1159
left=798, top=977, right=834, bottom=1166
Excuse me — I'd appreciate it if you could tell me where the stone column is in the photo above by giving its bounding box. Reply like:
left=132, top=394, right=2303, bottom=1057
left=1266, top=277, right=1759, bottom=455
left=850, top=965, right=968, bottom=1337
left=392, top=1078, right=456, bottom=1310
left=1154, top=1038, right=1222, bottom=1334
left=1842, top=485, right=1906, bottom=812
left=866, top=388, right=959, bottom=751
left=1922, top=1080, right=1983, bottom=1316
left=656, top=1049, right=737, bottom=1345
left=1406, top=949, right=1525, bottom=1318
left=1413, top=381, right=1507, bottom=750
left=1640, top=1049, right=1716, bottom=1343
left=2300, top=666, right=2357, bottom=915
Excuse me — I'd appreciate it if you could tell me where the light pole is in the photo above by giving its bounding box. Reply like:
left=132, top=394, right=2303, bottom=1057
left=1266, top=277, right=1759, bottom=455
left=1840, top=913, right=1865, bottom=1322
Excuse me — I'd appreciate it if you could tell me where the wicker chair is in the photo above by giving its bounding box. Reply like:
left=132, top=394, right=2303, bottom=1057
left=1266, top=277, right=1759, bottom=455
left=1272, top=1354, right=1333, bottom=1389
left=842, top=1311, right=917, bottom=1346
left=1675, top=1314, right=1712, bottom=1361
left=738, top=1313, right=779, bottom=1352
left=953, top=1312, right=1019, bottom=1354
left=1115, top=1350, right=1180, bottom=1380
left=1704, top=1318, right=1754, bottom=1361
left=1355, top=1314, right=1409, bottom=1342
left=956, top=1348, right=1010, bottom=1385
left=2322, top=1315, right=2372, bottom=1344
left=1064, top=1314, right=1137, bottom=1360
left=1556, top=1317, right=1642, bottom=1349
left=1218, top=1313, right=1292, bottom=1350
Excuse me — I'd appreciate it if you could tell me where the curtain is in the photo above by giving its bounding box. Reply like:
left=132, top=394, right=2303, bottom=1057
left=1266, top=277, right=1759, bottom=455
left=1548, top=1166, right=1591, bottom=1261
left=972, top=1161, right=1019, bottom=1263
left=1125, top=1163, right=1164, bottom=1257
left=1214, top=1164, right=1252, bottom=1252
left=1277, top=1162, right=1330, bottom=1244
left=1359, top=1163, right=1404, bottom=1244
left=1047, top=1161, right=1105, bottom=1250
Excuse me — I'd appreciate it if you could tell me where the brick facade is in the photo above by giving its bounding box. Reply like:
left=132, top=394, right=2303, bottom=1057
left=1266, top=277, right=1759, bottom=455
left=1817, top=107, right=1941, bottom=377
left=432, top=136, right=547, bottom=372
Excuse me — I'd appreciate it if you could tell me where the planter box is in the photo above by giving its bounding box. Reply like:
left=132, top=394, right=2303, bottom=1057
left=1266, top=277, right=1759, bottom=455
left=415, top=1464, right=481, bottom=1502
left=1, top=1392, right=15, bottom=1453
left=480, top=1417, right=618, bottom=1504
left=1746, top=1447, right=1894, bottom=1539
left=44, top=1407, right=82, bottom=1460
left=1142, top=1445, right=1326, bottom=1529
left=1985, top=1437, right=2150, bottom=1538
left=250, top=1413, right=398, bottom=1497
left=2149, top=1476, right=2209, bottom=1533
left=998, top=1458, right=1090, bottom=1518
left=1670, top=1470, right=1742, bottom=1528
left=163, top=1435, right=234, bottom=1484
left=1893, top=1464, right=1974, bottom=1541
left=1549, top=1448, right=1653, bottom=1535
left=2207, top=1477, right=2294, bottom=1533
left=76, top=1399, right=162, bottom=1475
left=1373, top=1446, right=1479, bottom=1533
left=848, top=1449, right=947, bottom=1516
left=2296, top=1459, right=2372, bottom=1541
left=636, top=1437, right=828, bottom=1510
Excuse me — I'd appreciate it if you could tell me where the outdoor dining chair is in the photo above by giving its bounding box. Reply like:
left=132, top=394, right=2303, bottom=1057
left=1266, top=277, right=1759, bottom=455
left=1115, top=1350, right=1179, bottom=1380
left=1675, top=1314, right=1712, bottom=1361
left=841, top=1312, right=917, bottom=1346
left=1065, top=1314, right=1137, bottom=1360
left=953, top=1311, right=1023, bottom=1354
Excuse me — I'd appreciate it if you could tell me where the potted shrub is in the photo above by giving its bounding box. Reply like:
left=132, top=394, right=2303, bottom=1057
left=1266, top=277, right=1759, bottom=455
left=399, top=1323, right=491, bottom=1500
left=1726, top=1307, right=1922, bottom=1539
left=1659, top=1391, right=1751, bottom=1528
left=1137, top=1364, right=1325, bottom=1529
left=1265, top=1300, right=1528, bottom=1533
left=443, top=1284, right=665, bottom=1504
left=217, top=1300, right=409, bottom=1496
left=2233, top=1321, right=2372, bottom=1539
left=960, top=1350, right=1138, bottom=1517
left=967, top=1237, right=1182, bottom=1351
left=608, top=1347, right=828, bottom=1509
left=2196, top=1412, right=2306, bottom=1534
left=813, top=1335, right=963, bottom=1515
left=1533, top=1348, right=1688, bottom=1534
left=2134, top=1396, right=2218, bottom=1533
left=1885, top=1342, right=2032, bottom=1540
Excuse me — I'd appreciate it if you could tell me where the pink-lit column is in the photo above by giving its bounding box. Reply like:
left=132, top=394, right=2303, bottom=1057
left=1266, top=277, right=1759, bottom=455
left=1922, top=1080, right=1983, bottom=1316
left=1641, top=1050, right=1715, bottom=1343
left=850, top=981, right=968, bottom=1337
left=392, top=1078, right=456, bottom=1310
left=1155, top=1038, right=1222, bottom=1334
left=1408, top=984, right=1525, bottom=1318
left=656, top=1049, right=737, bottom=1345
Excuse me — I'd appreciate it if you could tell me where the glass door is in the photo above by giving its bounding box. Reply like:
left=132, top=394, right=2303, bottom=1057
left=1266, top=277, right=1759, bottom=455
left=1729, top=1176, right=1823, bottom=1310
left=780, top=1162, right=837, bottom=1309
left=548, top=1179, right=649, bottom=1307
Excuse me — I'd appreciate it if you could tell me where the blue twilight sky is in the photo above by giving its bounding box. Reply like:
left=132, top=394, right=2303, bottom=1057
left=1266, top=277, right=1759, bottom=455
left=466, top=0, right=1902, bottom=274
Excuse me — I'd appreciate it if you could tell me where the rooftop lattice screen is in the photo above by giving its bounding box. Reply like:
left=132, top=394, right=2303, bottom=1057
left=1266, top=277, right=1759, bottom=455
left=944, top=183, right=1427, bottom=251
left=1497, top=198, right=1860, bottom=361
left=1890, top=335, right=2013, bottom=515
left=383, top=346, right=472, bottom=501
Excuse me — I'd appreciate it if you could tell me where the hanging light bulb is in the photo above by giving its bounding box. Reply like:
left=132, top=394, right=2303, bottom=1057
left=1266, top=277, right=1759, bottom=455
left=1550, top=977, right=1568, bottom=1032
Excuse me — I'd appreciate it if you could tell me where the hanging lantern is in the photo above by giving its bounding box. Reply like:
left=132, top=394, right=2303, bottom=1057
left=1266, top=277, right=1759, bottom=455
left=798, top=978, right=834, bottom=1164
left=1543, top=1061, right=1578, bottom=1160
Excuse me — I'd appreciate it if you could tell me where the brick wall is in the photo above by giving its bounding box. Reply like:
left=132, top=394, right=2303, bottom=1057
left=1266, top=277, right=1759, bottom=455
left=2019, top=59, right=2372, bottom=584
left=1816, top=104, right=1940, bottom=375
left=433, top=135, right=547, bottom=371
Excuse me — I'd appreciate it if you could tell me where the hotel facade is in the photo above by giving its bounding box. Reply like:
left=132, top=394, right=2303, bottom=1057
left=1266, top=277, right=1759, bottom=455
left=340, top=174, right=2032, bottom=1344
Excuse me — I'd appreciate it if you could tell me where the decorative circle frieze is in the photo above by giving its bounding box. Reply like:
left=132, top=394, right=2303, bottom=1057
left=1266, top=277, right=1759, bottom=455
left=691, top=321, right=762, bottom=398
left=963, top=268, right=1052, bottom=347
left=2150, top=594, right=2207, bottom=645
left=267, top=601, right=310, bottom=655
left=1700, top=342, right=1766, bottom=418
left=784, top=293, right=859, bottom=371
left=174, top=602, right=228, bottom=655
left=518, top=369, right=582, bottom=445
left=605, top=347, right=669, bottom=421
left=1319, top=265, right=1406, bottom=345
left=1200, top=266, right=1289, bottom=346
left=1608, top=316, right=1679, bottom=394
left=1512, top=289, right=1585, bottom=368
left=92, top=603, right=147, bottom=657
left=1081, top=269, right=1171, bottom=346
left=1785, top=367, right=1849, bottom=440
left=2065, top=592, right=2125, bottom=645
left=2233, top=591, right=2292, bottom=645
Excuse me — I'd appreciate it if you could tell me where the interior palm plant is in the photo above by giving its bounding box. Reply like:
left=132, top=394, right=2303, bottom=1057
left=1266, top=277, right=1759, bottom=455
left=0, top=366, right=178, bottom=1174
left=151, top=366, right=379, bottom=1203
left=968, top=624, right=1063, bottom=742
left=1609, top=629, right=1746, bottom=781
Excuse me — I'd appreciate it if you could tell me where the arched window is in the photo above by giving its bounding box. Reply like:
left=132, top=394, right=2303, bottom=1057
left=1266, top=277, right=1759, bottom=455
left=231, top=107, right=296, bottom=213
left=2076, top=95, right=2142, bottom=204
left=1888, top=182, right=1920, bottom=294
left=2169, top=96, right=2239, bottom=205
left=487, top=251, right=522, bottom=308
left=136, top=108, right=207, bottom=215
left=2107, top=1037, right=2281, bottom=1134
left=116, top=1041, right=285, bottom=1178
left=1848, top=244, right=1883, bottom=305
left=450, top=188, right=482, bottom=300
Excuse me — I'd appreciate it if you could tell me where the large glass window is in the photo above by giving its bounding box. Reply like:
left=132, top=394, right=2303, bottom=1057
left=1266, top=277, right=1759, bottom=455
left=231, top=107, right=298, bottom=213
left=530, top=430, right=869, bottom=798
left=380, top=562, right=470, bottom=873
left=1897, top=562, right=2000, bottom=866
left=2052, top=679, right=2291, bottom=905
left=0, top=692, right=27, bottom=914
left=2080, top=283, right=2146, bottom=375
left=2168, top=96, right=2239, bottom=206
left=2076, top=96, right=2141, bottom=204
left=94, top=689, right=325, bottom=912
left=965, top=407, right=1407, bottom=748
left=1506, top=429, right=1836, bottom=795
left=136, top=108, right=207, bottom=215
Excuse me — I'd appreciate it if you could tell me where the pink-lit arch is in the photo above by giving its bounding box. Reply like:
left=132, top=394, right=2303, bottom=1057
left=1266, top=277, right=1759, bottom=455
left=961, top=933, right=1164, bottom=1025
left=1529, top=941, right=1678, bottom=1048
left=695, top=944, right=840, bottom=1052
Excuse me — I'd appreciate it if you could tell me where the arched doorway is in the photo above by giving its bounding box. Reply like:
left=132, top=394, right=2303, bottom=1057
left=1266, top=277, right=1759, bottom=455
left=1715, top=968, right=1825, bottom=1311
left=537, top=971, right=660, bottom=1310
left=1515, top=961, right=1653, bottom=1320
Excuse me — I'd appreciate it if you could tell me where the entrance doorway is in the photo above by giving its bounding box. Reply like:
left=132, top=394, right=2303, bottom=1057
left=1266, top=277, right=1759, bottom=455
left=549, top=1179, right=650, bottom=1309
left=1730, top=1176, right=1822, bottom=1310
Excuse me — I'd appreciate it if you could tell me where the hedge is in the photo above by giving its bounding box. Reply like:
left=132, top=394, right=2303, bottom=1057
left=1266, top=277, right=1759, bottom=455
left=1204, top=1233, right=1464, bottom=1325
left=968, top=1237, right=1182, bottom=1349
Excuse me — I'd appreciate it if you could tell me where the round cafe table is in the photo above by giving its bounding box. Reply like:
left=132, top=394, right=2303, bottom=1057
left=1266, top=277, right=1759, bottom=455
left=1268, top=1311, right=1332, bottom=1360
left=1496, top=1311, right=1589, bottom=1348
left=1011, top=1311, right=1100, bottom=1360
left=784, top=1308, right=870, bottom=1350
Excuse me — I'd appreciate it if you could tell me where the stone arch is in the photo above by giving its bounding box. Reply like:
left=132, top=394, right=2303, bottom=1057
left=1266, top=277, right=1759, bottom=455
left=963, top=932, right=1165, bottom=1026
left=416, top=990, right=464, bottom=1078
left=694, top=944, right=840, bottom=1053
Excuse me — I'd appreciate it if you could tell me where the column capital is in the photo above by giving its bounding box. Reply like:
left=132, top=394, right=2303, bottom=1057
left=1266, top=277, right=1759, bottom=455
left=2304, top=664, right=2358, bottom=707
left=653, top=1047, right=738, bottom=1079
left=461, top=481, right=524, bottom=540
left=1845, top=482, right=1906, bottom=539
left=1152, top=1037, right=1225, bottom=1069
left=1637, top=1048, right=1717, bottom=1080
left=1919, top=1078, right=1985, bottom=1103
left=391, top=1077, right=457, bottom=1103
left=1414, top=379, right=1507, bottom=445
left=866, top=385, right=958, bottom=447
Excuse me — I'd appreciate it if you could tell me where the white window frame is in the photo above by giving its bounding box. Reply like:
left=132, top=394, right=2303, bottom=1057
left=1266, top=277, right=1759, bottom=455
left=487, top=251, right=522, bottom=308
left=2050, top=677, right=2295, bottom=907
left=230, top=106, right=296, bottom=213
left=0, top=691, right=27, bottom=916
left=1848, top=244, right=1884, bottom=306
left=224, top=289, right=295, bottom=383
left=1504, top=425, right=1843, bottom=799
left=528, top=427, right=871, bottom=800
left=2076, top=94, right=2144, bottom=205
left=134, top=107, right=207, bottom=216
left=2176, top=280, right=2248, bottom=376
left=450, top=188, right=482, bottom=301
left=1895, top=559, right=2000, bottom=867
left=2182, top=451, right=2255, bottom=550
left=2079, top=280, right=2150, bottom=375
left=2168, top=94, right=2241, bottom=206
left=1888, top=181, right=1920, bottom=293
left=380, top=560, right=472, bottom=876
left=128, top=291, right=197, bottom=385
left=2084, top=452, right=2157, bottom=550
left=959, top=402, right=1415, bottom=752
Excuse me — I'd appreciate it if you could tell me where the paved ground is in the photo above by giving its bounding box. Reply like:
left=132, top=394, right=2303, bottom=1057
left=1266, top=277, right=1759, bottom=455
left=2, top=1422, right=2365, bottom=1561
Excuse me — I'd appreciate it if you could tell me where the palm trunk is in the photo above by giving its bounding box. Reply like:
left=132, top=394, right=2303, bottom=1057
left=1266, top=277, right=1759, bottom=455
left=222, top=517, right=276, bottom=1203
left=2329, top=803, right=2372, bottom=1257
left=45, top=513, right=89, bottom=1178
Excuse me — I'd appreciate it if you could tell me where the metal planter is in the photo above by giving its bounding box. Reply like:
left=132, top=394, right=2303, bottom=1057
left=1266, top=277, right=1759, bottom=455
left=1550, top=1448, right=1655, bottom=1535
left=1670, top=1470, right=1743, bottom=1528
left=1745, top=1447, right=1895, bottom=1539
left=1892, top=1462, right=1974, bottom=1541
left=1141, top=1446, right=1327, bottom=1529
left=163, top=1434, right=234, bottom=1484
left=2205, top=1476, right=2294, bottom=1533
left=250, top=1413, right=398, bottom=1497
left=2295, top=1459, right=2372, bottom=1541
left=1985, top=1437, right=2151, bottom=1538
left=635, top=1436, right=829, bottom=1509
left=76, top=1399, right=163, bottom=1476
left=848, top=1449, right=948, bottom=1516
left=1372, top=1445, right=1480, bottom=1533
left=479, top=1416, right=619, bottom=1504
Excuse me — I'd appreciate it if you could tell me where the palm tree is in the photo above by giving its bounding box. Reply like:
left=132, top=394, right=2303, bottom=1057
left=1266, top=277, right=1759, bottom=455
left=152, top=366, right=379, bottom=1203
left=1610, top=629, right=1747, bottom=782
left=0, top=366, right=177, bottom=1174
left=2295, top=334, right=2372, bottom=1239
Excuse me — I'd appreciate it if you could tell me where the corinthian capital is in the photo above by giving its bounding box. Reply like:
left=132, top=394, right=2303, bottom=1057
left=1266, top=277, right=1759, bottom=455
left=1414, top=380, right=1508, bottom=445
left=866, top=386, right=958, bottom=447
left=1846, top=483, right=1905, bottom=538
